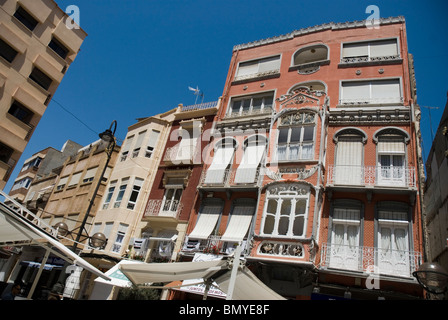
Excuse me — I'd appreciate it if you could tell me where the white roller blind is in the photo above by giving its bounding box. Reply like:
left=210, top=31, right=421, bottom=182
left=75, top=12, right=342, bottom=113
left=204, top=147, right=235, bottom=184
left=68, top=172, right=82, bottom=186
left=188, top=205, right=222, bottom=240
left=221, top=205, right=254, bottom=242
left=237, top=61, right=259, bottom=77
left=377, top=137, right=405, bottom=153
left=147, top=130, right=160, bottom=147
left=134, top=131, right=146, bottom=149
left=57, top=176, right=69, bottom=187
left=342, top=43, right=368, bottom=57
left=371, top=79, right=401, bottom=102
left=234, top=144, right=265, bottom=184
left=335, top=136, right=363, bottom=185
left=84, top=167, right=98, bottom=180
left=258, top=56, right=280, bottom=72
left=176, top=129, right=197, bottom=161
left=122, top=136, right=134, bottom=153
left=341, top=81, right=370, bottom=100
left=370, top=39, right=398, bottom=57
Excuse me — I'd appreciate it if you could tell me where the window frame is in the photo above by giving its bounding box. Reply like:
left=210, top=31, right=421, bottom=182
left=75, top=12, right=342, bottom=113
left=234, top=55, right=281, bottom=82
left=276, top=111, right=316, bottom=162
left=260, top=183, right=310, bottom=239
left=227, top=92, right=274, bottom=118
left=339, top=78, right=403, bottom=105
left=340, top=37, right=400, bottom=63
left=13, top=6, right=39, bottom=31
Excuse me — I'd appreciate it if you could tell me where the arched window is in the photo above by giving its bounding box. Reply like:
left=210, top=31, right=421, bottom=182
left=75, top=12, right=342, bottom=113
left=374, top=128, right=410, bottom=187
left=261, top=183, right=310, bottom=238
left=332, top=128, right=367, bottom=185
left=292, top=44, right=329, bottom=66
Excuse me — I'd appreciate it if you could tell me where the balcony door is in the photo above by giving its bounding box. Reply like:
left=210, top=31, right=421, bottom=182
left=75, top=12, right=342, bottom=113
left=377, top=208, right=410, bottom=277
left=334, top=136, right=363, bottom=185
left=329, top=207, right=361, bottom=271
left=377, top=136, right=406, bottom=186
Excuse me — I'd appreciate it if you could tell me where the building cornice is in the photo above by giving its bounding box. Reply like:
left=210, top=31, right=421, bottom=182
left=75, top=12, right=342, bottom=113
left=233, top=16, right=405, bottom=51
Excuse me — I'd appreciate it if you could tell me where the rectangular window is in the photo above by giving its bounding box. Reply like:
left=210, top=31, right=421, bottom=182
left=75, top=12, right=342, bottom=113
left=228, top=93, right=274, bottom=117
left=235, top=56, right=280, bottom=81
left=67, top=172, right=82, bottom=187
left=8, top=101, right=33, bottom=124
left=0, top=142, right=13, bottom=164
left=377, top=136, right=406, bottom=186
left=176, top=127, right=197, bottom=162
left=83, top=167, right=98, bottom=183
left=14, top=6, right=38, bottom=31
left=277, top=125, right=314, bottom=161
left=11, top=177, right=32, bottom=191
left=132, top=131, right=146, bottom=158
left=0, top=38, right=18, bottom=63
left=188, top=203, right=223, bottom=240
left=340, top=79, right=402, bottom=105
left=341, top=39, right=399, bottom=62
left=48, top=37, right=69, bottom=59
left=161, top=187, right=182, bottom=213
left=29, top=67, right=53, bottom=90
left=127, top=178, right=143, bottom=210
left=145, top=130, right=160, bottom=158
left=56, top=176, right=69, bottom=191
left=234, top=139, right=266, bottom=184
left=120, top=135, right=134, bottom=161
left=102, top=180, right=117, bottom=209
left=113, top=178, right=128, bottom=208
left=112, top=223, right=128, bottom=253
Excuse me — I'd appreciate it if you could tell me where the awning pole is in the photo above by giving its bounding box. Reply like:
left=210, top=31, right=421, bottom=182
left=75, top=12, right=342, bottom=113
left=203, top=278, right=212, bottom=300
left=226, top=243, right=242, bottom=300
left=27, top=248, right=50, bottom=299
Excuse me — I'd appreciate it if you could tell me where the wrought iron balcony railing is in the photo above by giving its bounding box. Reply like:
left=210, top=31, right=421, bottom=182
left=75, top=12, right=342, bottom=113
left=327, top=165, right=416, bottom=188
left=144, top=199, right=183, bottom=219
left=199, top=167, right=263, bottom=188
left=320, top=243, right=422, bottom=278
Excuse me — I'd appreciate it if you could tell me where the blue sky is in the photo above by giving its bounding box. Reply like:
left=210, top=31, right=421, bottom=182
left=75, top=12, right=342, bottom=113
left=5, top=0, right=448, bottom=191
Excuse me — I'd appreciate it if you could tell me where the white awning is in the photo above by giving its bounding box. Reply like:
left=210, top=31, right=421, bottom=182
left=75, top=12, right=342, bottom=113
left=234, top=144, right=265, bottom=184
left=119, top=259, right=228, bottom=285
left=220, top=206, right=254, bottom=242
left=188, top=205, right=221, bottom=240
left=0, top=202, right=111, bottom=281
left=118, top=257, right=286, bottom=300
left=215, top=267, right=286, bottom=300
left=204, top=146, right=234, bottom=184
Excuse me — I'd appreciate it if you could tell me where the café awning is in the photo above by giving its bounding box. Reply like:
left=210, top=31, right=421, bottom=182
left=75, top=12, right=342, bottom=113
left=119, top=257, right=286, bottom=300
left=0, top=201, right=110, bottom=281
left=119, top=259, right=228, bottom=285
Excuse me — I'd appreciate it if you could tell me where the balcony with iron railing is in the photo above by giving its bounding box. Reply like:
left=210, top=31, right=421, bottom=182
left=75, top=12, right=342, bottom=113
left=180, top=101, right=219, bottom=112
left=199, top=167, right=264, bottom=188
left=320, top=243, right=422, bottom=279
left=143, top=199, right=184, bottom=220
left=327, top=165, right=416, bottom=189
left=181, top=235, right=247, bottom=256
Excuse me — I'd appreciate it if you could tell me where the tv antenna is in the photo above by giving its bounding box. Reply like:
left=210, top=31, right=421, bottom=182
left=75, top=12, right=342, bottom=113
left=422, top=105, right=440, bottom=142
left=188, top=86, right=204, bottom=104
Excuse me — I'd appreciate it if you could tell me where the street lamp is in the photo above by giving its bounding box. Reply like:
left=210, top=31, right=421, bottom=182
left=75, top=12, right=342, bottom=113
left=54, top=120, right=117, bottom=252
left=413, top=262, right=448, bottom=295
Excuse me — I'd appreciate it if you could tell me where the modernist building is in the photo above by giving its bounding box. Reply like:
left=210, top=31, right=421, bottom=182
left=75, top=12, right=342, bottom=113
left=141, top=101, right=219, bottom=265
left=423, top=92, right=448, bottom=299
left=8, top=139, right=82, bottom=203
left=0, top=0, right=87, bottom=190
left=169, top=16, right=425, bottom=300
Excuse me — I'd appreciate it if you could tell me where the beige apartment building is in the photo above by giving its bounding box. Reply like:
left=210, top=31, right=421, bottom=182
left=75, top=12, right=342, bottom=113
left=8, top=139, right=82, bottom=203
left=0, top=0, right=86, bottom=190
left=90, top=110, right=176, bottom=260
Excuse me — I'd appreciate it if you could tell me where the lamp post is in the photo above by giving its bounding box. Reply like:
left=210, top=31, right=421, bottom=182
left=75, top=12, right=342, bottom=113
left=55, top=120, right=117, bottom=252
left=413, top=262, right=448, bottom=296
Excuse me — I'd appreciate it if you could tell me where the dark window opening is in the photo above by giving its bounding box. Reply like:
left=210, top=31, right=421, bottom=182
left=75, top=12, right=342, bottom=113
left=0, top=142, right=13, bottom=164
left=29, top=67, right=52, bottom=90
left=48, top=38, right=69, bottom=59
left=8, top=101, right=33, bottom=124
left=13, top=6, right=38, bottom=31
left=0, top=38, right=18, bottom=63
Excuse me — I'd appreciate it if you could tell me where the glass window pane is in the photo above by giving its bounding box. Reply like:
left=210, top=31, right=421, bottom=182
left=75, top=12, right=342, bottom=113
left=290, top=127, right=301, bottom=142
left=263, top=215, right=275, bottom=234
left=292, top=216, right=304, bottom=236
left=242, top=99, right=251, bottom=113
left=267, top=199, right=277, bottom=214
left=278, top=128, right=289, bottom=143
left=303, top=126, right=314, bottom=141
left=252, top=98, right=263, bottom=111
left=278, top=217, right=289, bottom=235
